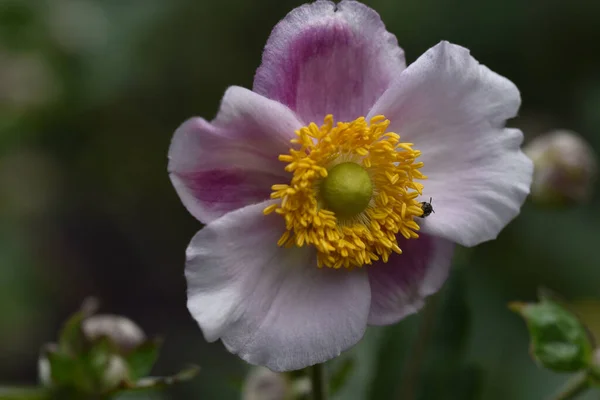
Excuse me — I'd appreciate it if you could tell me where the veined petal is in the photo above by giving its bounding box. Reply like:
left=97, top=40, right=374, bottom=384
left=367, top=234, right=455, bottom=325
left=254, top=0, right=405, bottom=124
left=185, top=202, right=371, bottom=371
left=168, top=86, right=303, bottom=224
left=369, top=41, right=533, bottom=247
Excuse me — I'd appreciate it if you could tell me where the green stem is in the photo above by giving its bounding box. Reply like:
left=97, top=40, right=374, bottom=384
left=310, top=363, right=327, bottom=400
left=550, top=372, right=590, bottom=400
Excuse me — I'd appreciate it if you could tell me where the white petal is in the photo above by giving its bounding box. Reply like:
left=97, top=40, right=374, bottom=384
left=169, top=86, right=303, bottom=224
left=253, top=0, right=405, bottom=124
left=369, top=41, right=533, bottom=246
left=185, top=202, right=371, bottom=371
left=367, top=234, right=455, bottom=325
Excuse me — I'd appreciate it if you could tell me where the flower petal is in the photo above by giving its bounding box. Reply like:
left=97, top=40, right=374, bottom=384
left=367, top=234, right=455, bottom=325
left=186, top=202, right=371, bottom=371
left=253, top=0, right=405, bottom=124
left=368, top=41, right=533, bottom=247
left=168, top=86, right=303, bottom=224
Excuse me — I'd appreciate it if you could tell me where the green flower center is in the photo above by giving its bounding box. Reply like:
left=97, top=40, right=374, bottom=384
left=320, top=162, right=373, bottom=218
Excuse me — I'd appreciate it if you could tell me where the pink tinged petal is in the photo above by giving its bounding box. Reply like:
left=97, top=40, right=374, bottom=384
left=185, top=202, right=371, bottom=371
left=368, top=41, right=533, bottom=247
left=253, top=0, right=405, bottom=124
left=367, top=234, right=455, bottom=326
left=168, top=86, right=304, bottom=224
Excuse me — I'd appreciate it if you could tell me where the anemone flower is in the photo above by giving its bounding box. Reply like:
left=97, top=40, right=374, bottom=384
left=169, top=0, right=533, bottom=371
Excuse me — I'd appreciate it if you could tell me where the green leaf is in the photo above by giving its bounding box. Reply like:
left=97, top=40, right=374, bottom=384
left=511, top=295, right=593, bottom=372
left=45, top=347, right=96, bottom=394
left=124, top=339, right=162, bottom=381
left=46, top=350, right=78, bottom=386
left=58, top=312, right=87, bottom=356
left=58, top=298, right=98, bottom=357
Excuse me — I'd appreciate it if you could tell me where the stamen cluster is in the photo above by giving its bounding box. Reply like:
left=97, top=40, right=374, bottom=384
left=264, top=115, right=426, bottom=269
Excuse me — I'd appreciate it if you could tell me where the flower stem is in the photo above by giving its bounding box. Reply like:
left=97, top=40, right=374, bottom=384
left=310, top=363, right=327, bottom=400
left=550, top=372, right=590, bottom=400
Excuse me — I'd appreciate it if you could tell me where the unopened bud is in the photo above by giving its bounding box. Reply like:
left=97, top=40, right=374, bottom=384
left=242, top=367, right=291, bottom=400
left=82, top=314, right=146, bottom=353
left=524, top=130, right=597, bottom=207
left=101, top=354, right=130, bottom=390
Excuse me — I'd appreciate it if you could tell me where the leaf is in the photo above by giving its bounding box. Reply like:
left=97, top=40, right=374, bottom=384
left=124, top=339, right=162, bottom=381
left=46, top=350, right=78, bottom=386
left=58, top=312, right=87, bottom=356
left=511, top=295, right=593, bottom=372
left=58, top=298, right=98, bottom=357
left=45, top=345, right=100, bottom=395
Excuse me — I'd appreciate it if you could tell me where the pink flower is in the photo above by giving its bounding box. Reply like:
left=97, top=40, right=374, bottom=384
left=169, top=0, right=533, bottom=371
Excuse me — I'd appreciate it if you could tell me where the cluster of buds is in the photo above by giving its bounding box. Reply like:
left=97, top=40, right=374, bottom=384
left=38, top=299, right=198, bottom=398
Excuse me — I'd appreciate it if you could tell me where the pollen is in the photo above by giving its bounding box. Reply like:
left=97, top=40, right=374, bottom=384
left=264, top=115, right=426, bottom=269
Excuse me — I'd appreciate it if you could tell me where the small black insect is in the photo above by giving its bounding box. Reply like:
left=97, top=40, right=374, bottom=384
left=418, top=197, right=435, bottom=218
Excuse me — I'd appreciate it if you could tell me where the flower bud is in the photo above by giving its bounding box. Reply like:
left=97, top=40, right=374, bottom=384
left=524, top=130, right=597, bottom=207
left=82, top=314, right=146, bottom=353
left=101, top=354, right=130, bottom=391
left=38, top=344, right=130, bottom=390
left=242, top=367, right=291, bottom=400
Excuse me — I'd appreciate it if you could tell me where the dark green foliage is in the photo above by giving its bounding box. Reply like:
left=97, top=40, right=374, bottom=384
left=124, top=339, right=162, bottom=382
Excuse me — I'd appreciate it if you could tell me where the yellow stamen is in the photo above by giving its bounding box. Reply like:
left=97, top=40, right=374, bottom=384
left=265, top=115, right=426, bottom=269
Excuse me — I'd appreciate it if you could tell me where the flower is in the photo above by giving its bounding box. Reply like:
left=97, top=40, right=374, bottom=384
left=169, top=0, right=533, bottom=371
left=524, top=129, right=597, bottom=207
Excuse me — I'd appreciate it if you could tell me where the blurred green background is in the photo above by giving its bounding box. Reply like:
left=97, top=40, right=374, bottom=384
left=1, top=0, right=600, bottom=399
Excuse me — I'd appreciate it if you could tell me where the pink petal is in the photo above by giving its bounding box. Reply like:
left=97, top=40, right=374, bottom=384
left=253, top=0, right=405, bottom=124
left=186, top=202, right=371, bottom=371
left=368, top=41, right=533, bottom=247
left=168, top=86, right=303, bottom=224
left=367, top=234, right=455, bottom=325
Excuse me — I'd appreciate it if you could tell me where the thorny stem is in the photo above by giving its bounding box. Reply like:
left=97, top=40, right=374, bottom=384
left=310, top=363, right=327, bottom=400
left=398, top=294, right=441, bottom=400
left=550, top=372, right=590, bottom=400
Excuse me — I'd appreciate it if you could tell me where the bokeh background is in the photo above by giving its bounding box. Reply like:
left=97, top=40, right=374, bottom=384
left=1, top=0, right=600, bottom=399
